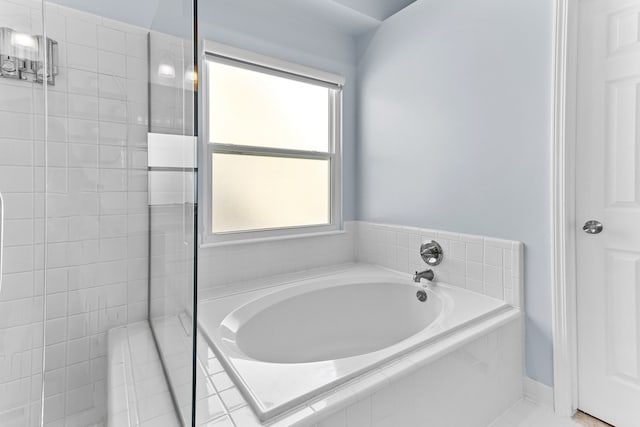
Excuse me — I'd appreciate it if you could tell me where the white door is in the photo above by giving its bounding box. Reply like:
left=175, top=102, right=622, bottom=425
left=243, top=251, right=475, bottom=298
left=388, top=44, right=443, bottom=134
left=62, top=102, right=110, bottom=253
left=576, top=0, right=640, bottom=425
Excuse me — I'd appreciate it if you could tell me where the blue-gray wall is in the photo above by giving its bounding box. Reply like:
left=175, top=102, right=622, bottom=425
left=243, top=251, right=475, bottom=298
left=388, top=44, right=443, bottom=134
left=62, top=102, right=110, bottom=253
left=356, top=0, right=555, bottom=385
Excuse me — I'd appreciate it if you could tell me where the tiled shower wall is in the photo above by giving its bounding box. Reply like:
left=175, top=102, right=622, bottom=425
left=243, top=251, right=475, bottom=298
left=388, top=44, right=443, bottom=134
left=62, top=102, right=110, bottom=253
left=0, top=1, right=149, bottom=424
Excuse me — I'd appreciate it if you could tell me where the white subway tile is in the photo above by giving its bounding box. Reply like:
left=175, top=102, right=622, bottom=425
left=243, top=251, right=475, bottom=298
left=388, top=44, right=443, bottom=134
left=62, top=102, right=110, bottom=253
left=35, top=141, right=67, bottom=168
left=0, top=272, right=34, bottom=302
left=67, top=43, right=98, bottom=72
left=68, top=168, right=98, bottom=193
left=99, top=237, right=127, bottom=262
left=483, top=264, right=502, bottom=287
left=0, top=111, right=33, bottom=140
left=503, top=249, right=512, bottom=271
left=68, top=144, right=98, bottom=168
left=97, top=26, right=125, bottom=53
left=3, top=245, right=34, bottom=274
left=99, top=146, right=126, bottom=169
left=4, top=219, right=34, bottom=246
left=466, top=279, right=484, bottom=294
left=0, top=84, right=33, bottom=114
left=0, top=139, right=33, bottom=166
left=66, top=17, right=97, bottom=47
left=44, top=347, right=66, bottom=374
left=99, top=98, right=127, bottom=123
left=98, top=51, right=126, bottom=78
left=67, top=69, right=99, bottom=96
left=125, top=32, right=147, bottom=58
left=98, top=169, right=127, bottom=191
left=484, top=245, right=502, bottom=267
left=466, top=261, right=483, bottom=282
left=503, top=273, right=513, bottom=290
left=97, top=74, right=126, bottom=100
left=126, top=79, right=147, bottom=103
left=466, top=243, right=483, bottom=263
left=68, top=94, right=99, bottom=120
left=126, top=56, right=147, bottom=81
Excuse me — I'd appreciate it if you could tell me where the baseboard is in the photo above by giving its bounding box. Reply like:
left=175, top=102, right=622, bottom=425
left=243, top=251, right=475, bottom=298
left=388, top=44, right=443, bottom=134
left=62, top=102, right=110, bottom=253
left=524, top=376, right=554, bottom=407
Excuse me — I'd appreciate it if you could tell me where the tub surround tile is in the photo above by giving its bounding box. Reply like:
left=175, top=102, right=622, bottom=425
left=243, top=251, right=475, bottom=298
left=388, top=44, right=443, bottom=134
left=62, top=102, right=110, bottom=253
left=146, top=295, right=520, bottom=427
left=198, top=222, right=356, bottom=292
left=198, top=263, right=510, bottom=424
left=355, top=221, right=524, bottom=308
left=199, top=220, right=523, bottom=312
left=192, top=304, right=521, bottom=427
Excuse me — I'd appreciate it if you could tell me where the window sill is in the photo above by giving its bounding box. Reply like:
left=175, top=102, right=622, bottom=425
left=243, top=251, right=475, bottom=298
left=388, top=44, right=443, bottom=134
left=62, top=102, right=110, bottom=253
left=199, top=229, right=347, bottom=249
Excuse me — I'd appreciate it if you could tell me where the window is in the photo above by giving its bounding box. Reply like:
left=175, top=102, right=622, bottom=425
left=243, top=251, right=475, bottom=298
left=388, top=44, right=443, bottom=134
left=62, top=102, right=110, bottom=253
left=203, top=42, right=344, bottom=243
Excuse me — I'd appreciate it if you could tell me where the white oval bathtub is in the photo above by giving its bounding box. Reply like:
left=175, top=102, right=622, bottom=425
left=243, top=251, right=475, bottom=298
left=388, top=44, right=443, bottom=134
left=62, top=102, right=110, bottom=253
left=199, top=264, right=509, bottom=422
left=228, top=282, right=443, bottom=363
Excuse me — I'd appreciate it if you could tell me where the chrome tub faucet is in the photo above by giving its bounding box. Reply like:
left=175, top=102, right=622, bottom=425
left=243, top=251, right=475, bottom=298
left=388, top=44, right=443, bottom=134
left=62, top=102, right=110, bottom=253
left=413, top=269, right=434, bottom=283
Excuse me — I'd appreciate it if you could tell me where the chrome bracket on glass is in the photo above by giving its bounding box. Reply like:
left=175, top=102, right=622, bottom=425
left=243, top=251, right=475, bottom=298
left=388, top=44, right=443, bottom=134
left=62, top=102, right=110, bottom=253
left=420, top=240, right=443, bottom=266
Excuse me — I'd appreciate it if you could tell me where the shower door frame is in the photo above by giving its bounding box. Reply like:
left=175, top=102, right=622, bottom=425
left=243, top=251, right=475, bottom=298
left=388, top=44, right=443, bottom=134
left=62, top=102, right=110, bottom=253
left=551, top=0, right=580, bottom=418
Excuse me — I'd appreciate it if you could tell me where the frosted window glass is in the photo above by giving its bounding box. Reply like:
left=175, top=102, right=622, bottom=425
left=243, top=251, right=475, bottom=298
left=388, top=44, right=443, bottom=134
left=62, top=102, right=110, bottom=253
left=208, top=61, right=329, bottom=152
left=212, top=153, right=330, bottom=233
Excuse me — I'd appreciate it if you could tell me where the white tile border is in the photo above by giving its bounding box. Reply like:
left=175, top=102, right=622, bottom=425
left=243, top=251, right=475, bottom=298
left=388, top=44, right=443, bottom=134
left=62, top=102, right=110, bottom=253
left=354, top=221, right=524, bottom=307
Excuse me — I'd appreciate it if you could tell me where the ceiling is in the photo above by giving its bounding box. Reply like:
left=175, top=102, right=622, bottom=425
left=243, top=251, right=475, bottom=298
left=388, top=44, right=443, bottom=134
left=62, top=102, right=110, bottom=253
left=265, top=0, right=419, bottom=35
left=49, top=0, right=419, bottom=38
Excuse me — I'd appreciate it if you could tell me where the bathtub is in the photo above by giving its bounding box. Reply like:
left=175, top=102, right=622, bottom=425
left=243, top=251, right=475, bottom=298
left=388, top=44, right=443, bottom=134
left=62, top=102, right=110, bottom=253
left=198, top=264, right=513, bottom=422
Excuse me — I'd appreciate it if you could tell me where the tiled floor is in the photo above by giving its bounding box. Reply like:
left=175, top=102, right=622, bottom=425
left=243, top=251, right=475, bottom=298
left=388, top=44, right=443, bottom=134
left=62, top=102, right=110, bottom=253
left=489, top=400, right=612, bottom=427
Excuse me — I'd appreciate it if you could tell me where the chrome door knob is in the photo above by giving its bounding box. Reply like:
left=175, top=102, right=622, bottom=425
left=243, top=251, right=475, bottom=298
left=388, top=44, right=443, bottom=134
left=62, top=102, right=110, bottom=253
left=583, top=220, right=603, bottom=234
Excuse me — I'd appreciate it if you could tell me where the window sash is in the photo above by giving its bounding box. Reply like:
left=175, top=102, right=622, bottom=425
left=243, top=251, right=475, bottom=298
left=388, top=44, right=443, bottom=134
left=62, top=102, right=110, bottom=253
left=200, top=54, right=343, bottom=245
left=211, top=143, right=333, bottom=161
left=202, top=40, right=345, bottom=90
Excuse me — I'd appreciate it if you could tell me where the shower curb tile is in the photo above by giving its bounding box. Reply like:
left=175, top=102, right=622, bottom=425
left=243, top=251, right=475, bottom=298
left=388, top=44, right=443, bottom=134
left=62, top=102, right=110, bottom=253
left=107, top=322, right=179, bottom=427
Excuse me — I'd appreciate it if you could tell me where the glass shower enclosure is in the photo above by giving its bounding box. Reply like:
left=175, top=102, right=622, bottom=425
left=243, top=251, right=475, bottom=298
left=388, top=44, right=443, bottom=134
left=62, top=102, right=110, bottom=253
left=0, top=0, right=198, bottom=425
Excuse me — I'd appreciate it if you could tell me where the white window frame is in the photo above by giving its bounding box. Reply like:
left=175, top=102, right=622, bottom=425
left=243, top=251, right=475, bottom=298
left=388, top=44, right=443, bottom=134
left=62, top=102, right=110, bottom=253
left=200, top=41, right=344, bottom=246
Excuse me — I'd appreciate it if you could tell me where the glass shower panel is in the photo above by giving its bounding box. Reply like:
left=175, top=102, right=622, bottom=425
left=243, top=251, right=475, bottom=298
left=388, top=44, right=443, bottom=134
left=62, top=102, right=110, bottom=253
left=147, top=26, right=198, bottom=424
left=147, top=2, right=198, bottom=426
left=28, top=0, right=198, bottom=425
left=0, top=0, right=46, bottom=425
